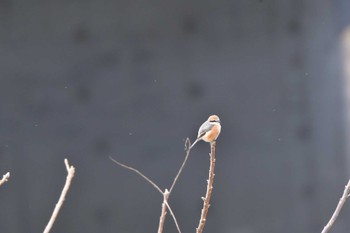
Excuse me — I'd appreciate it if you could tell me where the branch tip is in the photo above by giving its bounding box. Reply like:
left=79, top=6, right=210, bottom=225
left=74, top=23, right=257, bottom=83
left=0, top=172, right=10, bottom=187
left=43, top=159, right=75, bottom=233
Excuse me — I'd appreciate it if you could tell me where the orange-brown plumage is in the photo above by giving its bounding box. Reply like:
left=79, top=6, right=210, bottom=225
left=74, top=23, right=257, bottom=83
left=190, top=115, right=221, bottom=149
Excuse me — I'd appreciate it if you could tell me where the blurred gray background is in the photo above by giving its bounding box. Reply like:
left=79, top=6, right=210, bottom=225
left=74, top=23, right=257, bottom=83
left=1, top=0, right=350, bottom=232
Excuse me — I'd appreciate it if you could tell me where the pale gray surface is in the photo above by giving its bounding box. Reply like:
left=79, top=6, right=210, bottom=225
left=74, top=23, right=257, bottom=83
left=0, top=1, right=349, bottom=233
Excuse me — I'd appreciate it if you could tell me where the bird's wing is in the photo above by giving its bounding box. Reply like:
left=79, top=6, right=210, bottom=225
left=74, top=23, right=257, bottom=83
left=197, top=121, right=214, bottom=139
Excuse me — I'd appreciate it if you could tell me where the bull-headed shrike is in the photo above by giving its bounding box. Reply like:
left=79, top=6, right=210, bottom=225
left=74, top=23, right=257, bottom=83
left=190, top=115, right=221, bottom=149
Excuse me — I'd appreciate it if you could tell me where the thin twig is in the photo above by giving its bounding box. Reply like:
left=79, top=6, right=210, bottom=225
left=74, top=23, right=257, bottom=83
left=110, top=139, right=193, bottom=233
left=109, top=156, right=183, bottom=233
left=169, top=138, right=191, bottom=193
left=109, top=156, right=163, bottom=194
left=196, top=141, right=217, bottom=233
left=164, top=199, right=182, bottom=233
left=43, top=159, right=75, bottom=233
left=0, top=172, right=10, bottom=187
left=321, top=179, right=350, bottom=233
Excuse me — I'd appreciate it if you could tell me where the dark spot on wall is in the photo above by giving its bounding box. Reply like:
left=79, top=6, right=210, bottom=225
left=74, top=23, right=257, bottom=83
left=94, top=207, right=112, bottom=225
left=301, top=183, right=315, bottom=199
left=94, top=138, right=111, bottom=155
left=290, top=53, right=303, bottom=69
left=296, top=124, right=312, bottom=141
left=287, top=20, right=301, bottom=35
left=186, top=81, right=203, bottom=100
left=72, top=26, right=90, bottom=44
left=75, top=86, right=91, bottom=104
left=182, top=16, right=198, bottom=35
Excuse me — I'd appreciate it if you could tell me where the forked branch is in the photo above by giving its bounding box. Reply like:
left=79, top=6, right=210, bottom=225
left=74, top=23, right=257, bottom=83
left=109, top=139, right=192, bottom=233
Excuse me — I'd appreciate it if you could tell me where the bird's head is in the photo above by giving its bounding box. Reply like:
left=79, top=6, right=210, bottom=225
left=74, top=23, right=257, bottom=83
left=208, top=115, right=220, bottom=123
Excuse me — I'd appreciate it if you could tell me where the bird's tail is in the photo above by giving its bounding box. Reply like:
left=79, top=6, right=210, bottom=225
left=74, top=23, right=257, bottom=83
left=190, top=138, right=200, bottom=149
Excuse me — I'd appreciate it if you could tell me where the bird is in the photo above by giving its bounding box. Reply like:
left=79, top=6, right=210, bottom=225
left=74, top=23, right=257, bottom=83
left=190, top=115, right=221, bottom=149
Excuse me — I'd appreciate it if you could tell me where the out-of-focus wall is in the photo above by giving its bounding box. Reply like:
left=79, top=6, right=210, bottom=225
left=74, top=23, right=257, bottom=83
left=0, top=1, right=349, bottom=232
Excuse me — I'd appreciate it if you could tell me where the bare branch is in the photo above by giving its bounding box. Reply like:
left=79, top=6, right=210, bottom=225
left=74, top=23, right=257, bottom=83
left=0, top=172, right=10, bottom=187
left=169, top=138, right=192, bottom=193
left=109, top=139, right=193, bottom=233
left=109, top=156, right=163, bottom=194
left=43, top=159, right=75, bottom=233
left=158, top=190, right=169, bottom=233
left=196, top=141, right=217, bottom=233
left=110, top=156, right=183, bottom=233
left=165, top=202, right=182, bottom=233
left=321, top=179, right=350, bottom=233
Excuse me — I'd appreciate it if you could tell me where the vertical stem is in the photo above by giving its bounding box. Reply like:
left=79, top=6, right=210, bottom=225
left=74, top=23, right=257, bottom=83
left=158, top=189, right=169, bottom=233
left=196, top=141, right=216, bottom=233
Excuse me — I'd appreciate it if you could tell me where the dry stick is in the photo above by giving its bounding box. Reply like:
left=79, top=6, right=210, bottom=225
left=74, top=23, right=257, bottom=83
left=158, top=189, right=170, bottom=233
left=196, top=141, right=217, bottom=233
left=109, top=157, right=181, bottom=232
left=321, top=179, right=350, bottom=233
left=0, top=172, right=10, bottom=187
left=109, top=139, right=192, bottom=233
left=169, top=138, right=191, bottom=193
left=43, top=159, right=75, bottom=233
left=109, top=156, right=163, bottom=194
left=109, top=155, right=184, bottom=233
